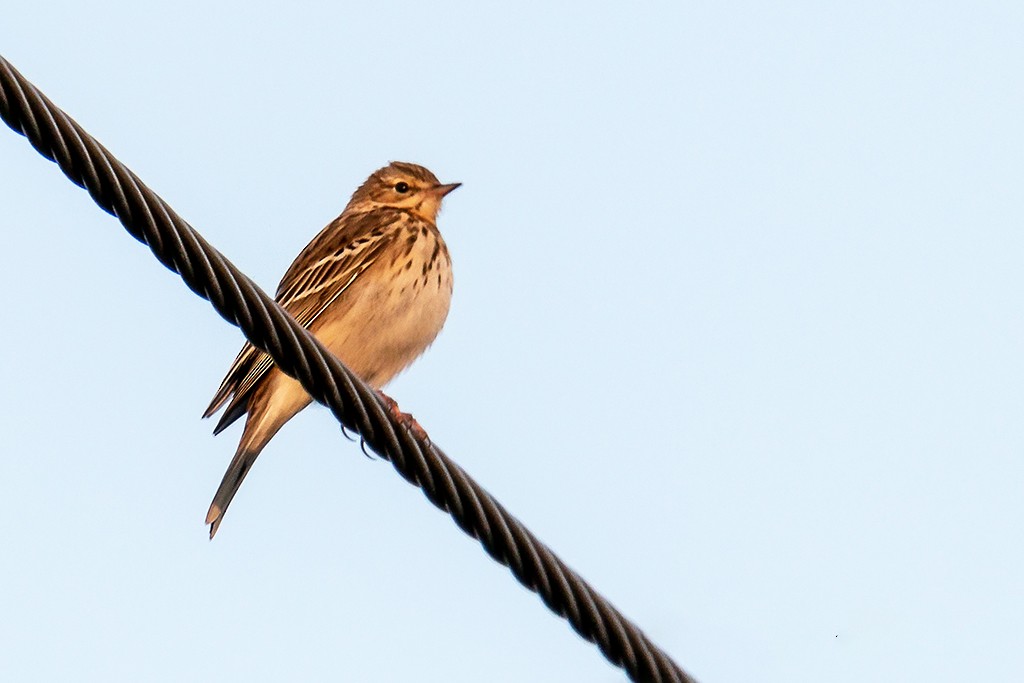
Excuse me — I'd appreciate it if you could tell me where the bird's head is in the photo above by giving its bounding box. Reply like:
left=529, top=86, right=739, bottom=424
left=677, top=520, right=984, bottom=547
left=347, top=161, right=460, bottom=222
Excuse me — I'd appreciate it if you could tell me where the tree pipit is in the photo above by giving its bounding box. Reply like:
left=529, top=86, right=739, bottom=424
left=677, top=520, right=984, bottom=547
left=203, top=162, right=458, bottom=538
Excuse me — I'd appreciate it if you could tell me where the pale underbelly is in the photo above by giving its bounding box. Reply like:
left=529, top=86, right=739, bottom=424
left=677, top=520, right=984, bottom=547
left=312, top=250, right=452, bottom=388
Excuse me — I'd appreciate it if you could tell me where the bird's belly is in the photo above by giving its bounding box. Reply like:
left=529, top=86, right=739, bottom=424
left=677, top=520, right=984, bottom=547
left=313, top=244, right=452, bottom=388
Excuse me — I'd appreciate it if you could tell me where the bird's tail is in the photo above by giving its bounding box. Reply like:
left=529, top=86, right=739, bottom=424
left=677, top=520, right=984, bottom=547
left=206, top=440, right=262, bottom=539
left=205, top=372, right=312, bottom=539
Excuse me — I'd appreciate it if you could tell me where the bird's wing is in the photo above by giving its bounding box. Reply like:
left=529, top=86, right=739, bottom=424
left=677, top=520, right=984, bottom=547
left=203, top=212, right=401, bottom=429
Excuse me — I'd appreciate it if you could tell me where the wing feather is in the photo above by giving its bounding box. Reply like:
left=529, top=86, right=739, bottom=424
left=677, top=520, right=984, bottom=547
left=203, top=210, right=405, bottom=425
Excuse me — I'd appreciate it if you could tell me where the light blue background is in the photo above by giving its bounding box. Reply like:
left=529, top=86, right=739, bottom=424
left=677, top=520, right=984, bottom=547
left=1, top=3, right=1022, bottom=681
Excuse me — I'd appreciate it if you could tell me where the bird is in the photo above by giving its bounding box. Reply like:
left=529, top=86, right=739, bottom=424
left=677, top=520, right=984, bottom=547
left=202, top=161, right=459, bottom=538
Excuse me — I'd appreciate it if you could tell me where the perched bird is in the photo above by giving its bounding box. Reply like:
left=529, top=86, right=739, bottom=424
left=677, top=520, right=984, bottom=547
left=202, top=161, right=458, bottom=538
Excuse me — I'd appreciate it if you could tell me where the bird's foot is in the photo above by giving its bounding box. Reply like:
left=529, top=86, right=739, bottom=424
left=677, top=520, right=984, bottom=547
left=375, top=390, right=430, bottom=443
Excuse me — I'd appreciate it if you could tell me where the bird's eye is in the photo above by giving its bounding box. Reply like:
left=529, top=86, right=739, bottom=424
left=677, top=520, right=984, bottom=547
left=394, top=182, right=410, bottom=193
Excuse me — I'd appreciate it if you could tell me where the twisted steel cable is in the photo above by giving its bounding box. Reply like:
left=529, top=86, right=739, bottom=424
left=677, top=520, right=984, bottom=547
left=0, top=55, right=696, bottom=683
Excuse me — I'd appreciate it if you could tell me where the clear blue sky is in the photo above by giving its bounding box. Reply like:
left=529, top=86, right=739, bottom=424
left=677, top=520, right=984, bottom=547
left=1, top=3, right=1022, bottom=681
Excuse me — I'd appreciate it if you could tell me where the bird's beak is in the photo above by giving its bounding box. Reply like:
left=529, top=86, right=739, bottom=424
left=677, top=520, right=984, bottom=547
left=433, top=182, right=462, bottom=197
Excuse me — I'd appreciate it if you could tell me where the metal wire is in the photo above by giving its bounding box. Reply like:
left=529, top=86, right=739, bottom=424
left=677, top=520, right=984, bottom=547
left=0, top=55, right=697, bottom=683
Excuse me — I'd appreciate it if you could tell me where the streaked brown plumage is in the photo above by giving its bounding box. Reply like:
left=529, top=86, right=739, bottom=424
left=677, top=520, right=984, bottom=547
left=203, top=161, right=458, bottom=538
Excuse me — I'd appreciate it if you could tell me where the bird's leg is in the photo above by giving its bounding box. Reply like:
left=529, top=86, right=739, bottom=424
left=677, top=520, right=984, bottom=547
left=374, top=389, right=430, bottom=443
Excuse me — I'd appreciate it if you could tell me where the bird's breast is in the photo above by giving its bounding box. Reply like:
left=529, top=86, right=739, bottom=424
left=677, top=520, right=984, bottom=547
left=314, top=223, right=453, bottom=387
left=382, top=226, right=453, bottom=346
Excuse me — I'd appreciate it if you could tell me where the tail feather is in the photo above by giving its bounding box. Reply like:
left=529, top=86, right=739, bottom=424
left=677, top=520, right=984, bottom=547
left=206, top=443, right=260, bottom=539
left=205, top=370, right=312, bottom=539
